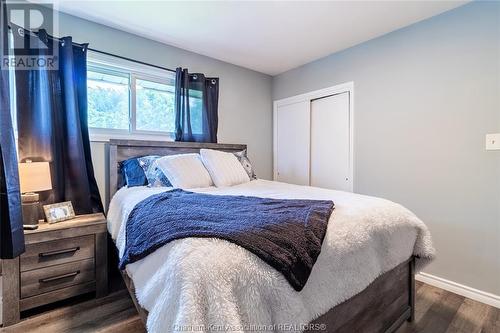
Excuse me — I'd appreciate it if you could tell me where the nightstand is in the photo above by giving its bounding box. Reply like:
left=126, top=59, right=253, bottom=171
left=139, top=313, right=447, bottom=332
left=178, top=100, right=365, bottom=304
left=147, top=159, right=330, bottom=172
left=1, top=213, right=108, bottom=326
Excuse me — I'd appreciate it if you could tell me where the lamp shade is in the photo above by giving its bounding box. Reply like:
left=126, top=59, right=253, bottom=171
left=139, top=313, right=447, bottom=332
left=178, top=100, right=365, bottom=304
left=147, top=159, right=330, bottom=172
left=18, top=162, right=52, bottom=193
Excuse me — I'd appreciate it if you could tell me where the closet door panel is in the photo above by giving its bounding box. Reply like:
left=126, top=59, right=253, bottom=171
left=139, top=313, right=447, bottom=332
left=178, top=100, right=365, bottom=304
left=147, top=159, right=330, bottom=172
left=310, top=92, right=351, bottom=191
left=275, top=101, right=310, bottom=185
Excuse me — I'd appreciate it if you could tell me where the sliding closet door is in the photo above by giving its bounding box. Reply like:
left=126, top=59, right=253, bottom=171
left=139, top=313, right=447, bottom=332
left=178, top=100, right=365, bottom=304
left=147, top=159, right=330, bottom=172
left=275, top=101, right=310, bottom=185
left=310, top=92, right=352, bottom=191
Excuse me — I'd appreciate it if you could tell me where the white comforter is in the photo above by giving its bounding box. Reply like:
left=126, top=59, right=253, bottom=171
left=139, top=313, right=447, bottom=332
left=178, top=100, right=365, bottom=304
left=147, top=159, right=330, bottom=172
left=107, top=180, right=435, bottom=333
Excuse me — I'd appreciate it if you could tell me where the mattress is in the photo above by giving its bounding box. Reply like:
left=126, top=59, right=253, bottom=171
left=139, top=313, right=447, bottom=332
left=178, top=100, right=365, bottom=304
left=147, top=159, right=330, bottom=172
left=107, top=179, right=435, bottom=333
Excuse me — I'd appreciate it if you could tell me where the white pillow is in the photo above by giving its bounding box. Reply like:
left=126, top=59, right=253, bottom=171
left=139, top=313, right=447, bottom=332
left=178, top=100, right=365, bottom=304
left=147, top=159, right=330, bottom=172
left=156, top=153, right=213, bottom=189
left=200, top=149, right=250, bottom=187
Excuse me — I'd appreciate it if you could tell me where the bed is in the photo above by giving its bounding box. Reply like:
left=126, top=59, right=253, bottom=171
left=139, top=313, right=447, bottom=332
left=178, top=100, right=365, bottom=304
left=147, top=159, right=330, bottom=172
left=105, top=139, right=435, bottom=333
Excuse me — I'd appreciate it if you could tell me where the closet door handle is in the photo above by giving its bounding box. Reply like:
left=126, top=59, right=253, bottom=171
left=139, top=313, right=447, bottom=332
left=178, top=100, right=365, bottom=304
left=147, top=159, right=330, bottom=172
left=39, top=247, right=80, bottom=258
left=39, top=270, right=80, bottom=283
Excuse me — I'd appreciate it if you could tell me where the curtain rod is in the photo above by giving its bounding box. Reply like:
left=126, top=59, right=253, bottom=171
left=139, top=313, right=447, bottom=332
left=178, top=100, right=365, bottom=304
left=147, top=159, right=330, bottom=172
left=7, top=25, right=177, bottom=74
left=86, top=48, right=176, bottom=73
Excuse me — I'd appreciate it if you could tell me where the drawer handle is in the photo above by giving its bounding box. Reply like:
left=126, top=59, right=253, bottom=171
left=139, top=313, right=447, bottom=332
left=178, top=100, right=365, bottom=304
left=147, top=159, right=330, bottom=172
left=39, top=271, right=80, bottom=283
left=39, top=247, right=80, bottom=258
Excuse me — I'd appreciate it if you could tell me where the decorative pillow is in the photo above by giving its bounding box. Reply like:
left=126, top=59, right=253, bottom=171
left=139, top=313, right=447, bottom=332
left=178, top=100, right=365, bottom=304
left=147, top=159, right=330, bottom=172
left=156, top=153, right=213, bottom=189
left=120, top=158, right=147, bottom=187
left=233, top=149, right=257, bottom=180
left=200, top=149, right=250, bottom=187
left=137, top=155, right=172, bottom=187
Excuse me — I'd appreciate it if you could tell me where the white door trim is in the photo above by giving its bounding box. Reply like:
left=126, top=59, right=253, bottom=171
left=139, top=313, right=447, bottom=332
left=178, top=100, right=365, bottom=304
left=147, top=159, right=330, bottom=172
left=273, top=82, right=354, bottom=191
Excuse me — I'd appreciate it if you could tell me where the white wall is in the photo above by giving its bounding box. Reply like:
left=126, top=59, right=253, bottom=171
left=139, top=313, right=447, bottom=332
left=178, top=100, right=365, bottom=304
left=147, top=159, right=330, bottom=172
left=273, top=2, right=500, bottom=296
left=47, top=7, right=273, bottom=206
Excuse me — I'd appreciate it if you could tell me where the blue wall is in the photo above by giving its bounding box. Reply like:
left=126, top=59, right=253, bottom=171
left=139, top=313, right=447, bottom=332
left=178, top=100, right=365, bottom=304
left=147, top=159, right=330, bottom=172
left=273, top=1, right=500, bottom=295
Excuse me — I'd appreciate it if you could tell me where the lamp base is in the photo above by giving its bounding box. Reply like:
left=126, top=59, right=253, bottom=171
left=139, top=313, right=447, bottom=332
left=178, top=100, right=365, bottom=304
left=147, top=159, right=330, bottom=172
left=22, top=192, right=41, bottom=227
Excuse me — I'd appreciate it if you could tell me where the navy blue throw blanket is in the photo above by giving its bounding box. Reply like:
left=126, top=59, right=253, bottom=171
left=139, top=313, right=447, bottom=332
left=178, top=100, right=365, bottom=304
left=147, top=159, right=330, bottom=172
left=119, top=189, right=335, bottom=291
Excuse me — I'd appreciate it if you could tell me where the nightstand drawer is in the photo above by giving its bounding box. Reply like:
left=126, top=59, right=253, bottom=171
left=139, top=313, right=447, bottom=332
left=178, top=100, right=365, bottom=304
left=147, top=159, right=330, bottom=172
left=20, top=258, right=95, bottom=299
left=20, top=235, right=95, bottom=272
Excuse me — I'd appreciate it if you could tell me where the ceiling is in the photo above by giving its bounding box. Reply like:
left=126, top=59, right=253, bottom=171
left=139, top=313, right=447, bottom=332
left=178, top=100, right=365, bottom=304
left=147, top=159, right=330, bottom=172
left=51, top=1, right=469, bottom=75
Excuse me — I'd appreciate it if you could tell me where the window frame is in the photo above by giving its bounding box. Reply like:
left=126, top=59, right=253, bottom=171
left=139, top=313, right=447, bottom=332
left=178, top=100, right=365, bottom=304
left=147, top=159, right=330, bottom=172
left=87, top=51, right=176, bottom=142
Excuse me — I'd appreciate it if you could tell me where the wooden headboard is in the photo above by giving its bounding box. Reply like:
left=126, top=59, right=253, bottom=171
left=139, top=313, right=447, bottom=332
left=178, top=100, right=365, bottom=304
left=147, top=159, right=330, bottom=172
left=105, top=139, right=247, bottom=208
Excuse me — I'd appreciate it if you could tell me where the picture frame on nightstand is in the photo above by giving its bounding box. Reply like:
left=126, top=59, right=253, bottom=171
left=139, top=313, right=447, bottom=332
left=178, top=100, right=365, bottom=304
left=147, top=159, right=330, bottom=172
left=43, top=201, right=76, bottom=223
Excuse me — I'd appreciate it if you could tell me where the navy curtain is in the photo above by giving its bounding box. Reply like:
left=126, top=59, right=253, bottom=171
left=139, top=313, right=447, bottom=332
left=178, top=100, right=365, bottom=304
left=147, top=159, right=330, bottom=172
left=13, top=29, right=103, bottom=215
left=0, top=0, right=25, bottom=258
left=175, top=68, right=219, bottom=143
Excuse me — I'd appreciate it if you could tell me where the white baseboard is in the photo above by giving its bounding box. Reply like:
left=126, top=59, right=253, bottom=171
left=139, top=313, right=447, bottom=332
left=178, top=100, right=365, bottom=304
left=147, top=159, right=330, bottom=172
left=416, top=272, right=500, bottom=309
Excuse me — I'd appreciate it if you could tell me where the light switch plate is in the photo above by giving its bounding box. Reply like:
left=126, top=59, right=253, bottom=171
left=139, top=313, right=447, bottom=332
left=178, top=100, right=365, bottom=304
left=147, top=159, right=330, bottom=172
left=486, top=133, right=500, bottom=150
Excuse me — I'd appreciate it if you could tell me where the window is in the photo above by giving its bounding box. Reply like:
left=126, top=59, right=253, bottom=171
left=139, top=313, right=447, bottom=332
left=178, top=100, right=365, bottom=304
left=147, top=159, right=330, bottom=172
left=188, top=91, right=203, bottom=135
left=135, top=79, right=175, bottom=133
left=87, top=68, right=129, bottom=130
left=87, top=52, right=176, bottom=139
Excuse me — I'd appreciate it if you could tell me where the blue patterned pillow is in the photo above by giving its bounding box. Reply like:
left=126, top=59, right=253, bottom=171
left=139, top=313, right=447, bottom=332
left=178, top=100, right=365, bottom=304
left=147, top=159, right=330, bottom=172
left=233, top=149, right=257, bottom=180
left=137, top=156, right=172, bottom=187
left=120, top=158, right=147, bottom=187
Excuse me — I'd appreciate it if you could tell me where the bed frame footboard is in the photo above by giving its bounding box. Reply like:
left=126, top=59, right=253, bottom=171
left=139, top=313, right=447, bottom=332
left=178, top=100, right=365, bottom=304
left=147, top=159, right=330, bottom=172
left=307, top=257, right=415, bottom=333
left=121, top=257, right=415, bottom=333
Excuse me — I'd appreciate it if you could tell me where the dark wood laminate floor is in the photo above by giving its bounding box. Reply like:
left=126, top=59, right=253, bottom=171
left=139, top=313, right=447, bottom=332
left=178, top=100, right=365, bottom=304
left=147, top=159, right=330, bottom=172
left=396, top=282, right=500, bottom=333
left=1, top=290, right=145, bottom=333
left=2, top=282, right=499, bottom=333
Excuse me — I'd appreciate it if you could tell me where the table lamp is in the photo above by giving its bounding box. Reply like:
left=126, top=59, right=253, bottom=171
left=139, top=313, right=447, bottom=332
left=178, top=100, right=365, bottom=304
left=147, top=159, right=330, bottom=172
left=18, top=161, right=52, bottom=228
